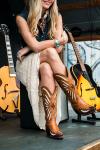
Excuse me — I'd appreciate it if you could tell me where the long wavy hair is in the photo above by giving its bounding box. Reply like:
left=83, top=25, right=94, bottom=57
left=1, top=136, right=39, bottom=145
left=25, top=0, right=59, bottom=38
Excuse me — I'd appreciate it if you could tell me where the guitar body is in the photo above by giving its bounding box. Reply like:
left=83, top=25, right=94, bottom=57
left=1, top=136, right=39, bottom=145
left=0, top=66, right=20, bottom=113
left=70, top=63, right=100, bottom=112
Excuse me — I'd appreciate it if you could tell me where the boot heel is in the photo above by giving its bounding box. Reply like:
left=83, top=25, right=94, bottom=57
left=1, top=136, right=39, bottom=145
left=46, top=127, right=64, bottom=140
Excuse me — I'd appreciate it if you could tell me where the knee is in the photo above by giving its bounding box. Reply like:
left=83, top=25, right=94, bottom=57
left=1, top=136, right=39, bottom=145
left=39, top=63, right=53, bottom=78
left=46, top=48, right=58, bottom=62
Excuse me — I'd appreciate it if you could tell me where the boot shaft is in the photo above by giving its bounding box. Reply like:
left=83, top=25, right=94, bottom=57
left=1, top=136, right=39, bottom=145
left=41, top=86, right=58, bottom=121
left=54, top=73, right=95, bottom=115
left=41, top=86, right=64, bottom=139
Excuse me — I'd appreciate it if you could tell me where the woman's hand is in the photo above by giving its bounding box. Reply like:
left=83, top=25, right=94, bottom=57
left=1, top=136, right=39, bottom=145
left=61, top=31, right=68, bottom=45
left=17, top=50, right=25, bottom=62
left=17, top=47, right=30, bottom=62
left=55, top=31, right=68, bottom=53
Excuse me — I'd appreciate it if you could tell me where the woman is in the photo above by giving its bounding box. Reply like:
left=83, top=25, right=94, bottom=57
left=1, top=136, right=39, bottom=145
left=16, top=0, right=94, bottom=140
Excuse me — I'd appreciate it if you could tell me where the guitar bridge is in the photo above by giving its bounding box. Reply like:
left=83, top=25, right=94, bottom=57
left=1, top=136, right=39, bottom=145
left=86, top=87, right=94, bottom=91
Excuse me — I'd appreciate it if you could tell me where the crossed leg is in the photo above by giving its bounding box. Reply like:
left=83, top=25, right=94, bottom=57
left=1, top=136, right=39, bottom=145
left=39, top=48, right=64, bottom=139
left=39, top=47, right=95, bottom=116
left=40, top=47, right=66, bottom=75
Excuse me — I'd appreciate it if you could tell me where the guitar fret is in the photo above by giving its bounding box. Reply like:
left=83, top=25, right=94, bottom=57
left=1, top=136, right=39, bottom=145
left=9, top=65, right=14, bottom=68
left=7, top=51, right=12, bottom=53
left=8, top=55, right=12, bottom=57
left=6, top=43, right=10, bottom=46
left=8, top=58, right=13, bottom=61
left=7, top=51, right=12, bottom=55
left=9, top=67, right=16, bottom=77
left=8, top=60, right=13, bottom=63
left=6, top=45, right=11, bottom=48
left=9, top=64, right=14, bottom=67
left=8, top=55, right=13, bottom=59
left=6, top=41, right=10, bottom=45
left=9, top=62, right=14, bottom=65
left=7, top=48, right=11, bottom=51
left=7, top=52, right=12, bottom=54
left=2, top=26, right=16, bottom=75
left=6, top=42, right=10, bottom=45
left=9, top=66, right=14, bottom=68
left=9, top=60, right=13, bottom=64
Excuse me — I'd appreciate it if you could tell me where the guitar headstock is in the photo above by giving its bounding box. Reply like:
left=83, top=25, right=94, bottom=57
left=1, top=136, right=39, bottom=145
left=0, top=24, right=9, bottom=35
left=63, top=25, right=72, bottom=38
left=64, top=25, right=70, bottom=33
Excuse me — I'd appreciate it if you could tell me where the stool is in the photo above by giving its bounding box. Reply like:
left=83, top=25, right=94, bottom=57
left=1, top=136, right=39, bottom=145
left=20, top=82, right=38, bottom=129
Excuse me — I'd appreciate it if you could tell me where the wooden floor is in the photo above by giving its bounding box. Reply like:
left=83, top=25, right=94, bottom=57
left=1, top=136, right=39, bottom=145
left=79, top=139, right=100, bottom=150
left=0, top=104, right=100, bottom=150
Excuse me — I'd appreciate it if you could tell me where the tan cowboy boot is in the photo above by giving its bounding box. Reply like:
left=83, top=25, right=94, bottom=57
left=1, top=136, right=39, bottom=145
left=54, top=72, right=95, bottom=115
left=41, top=86, right=63, bottom=139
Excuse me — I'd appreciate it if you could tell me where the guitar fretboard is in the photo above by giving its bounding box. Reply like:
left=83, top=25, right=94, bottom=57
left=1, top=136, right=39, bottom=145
left=5, top=35, right=16, bottom=77
left=68, top=32, right=87, bottom=72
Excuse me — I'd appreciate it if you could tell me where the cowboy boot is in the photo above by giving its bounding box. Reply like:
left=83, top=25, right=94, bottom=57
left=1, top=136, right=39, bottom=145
left=54, top=71, right=95, bottom=115
left=41, top=86, right=63, bottom=139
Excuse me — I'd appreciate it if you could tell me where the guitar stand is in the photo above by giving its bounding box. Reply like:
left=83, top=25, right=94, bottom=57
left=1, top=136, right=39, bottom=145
left=87, top=113, right=100, bottom=121
left=0, top=108, right=7, bottom=120
left=72, top=114, right=96, bottom=125
left=14, top=108, right=20, bottom=118
left=0, top=108, right=20, bottom=120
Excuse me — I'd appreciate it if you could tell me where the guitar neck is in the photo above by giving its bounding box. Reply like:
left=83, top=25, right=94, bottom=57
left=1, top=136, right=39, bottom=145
left=68, top=32, right=86, bottom=72
left=66, top=29, right=93, bottom=83
left=5, top=35, right=16, bottom=77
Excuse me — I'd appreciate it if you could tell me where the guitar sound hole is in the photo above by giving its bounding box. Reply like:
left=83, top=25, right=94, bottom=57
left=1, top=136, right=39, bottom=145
left=0, top=78, right=2, bottom=86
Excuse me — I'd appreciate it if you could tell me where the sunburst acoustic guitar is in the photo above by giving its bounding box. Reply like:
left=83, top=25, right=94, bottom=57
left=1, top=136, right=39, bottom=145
left=0, top=24, right=20, bottom=113
left=64, top=27, right=100, bottom=112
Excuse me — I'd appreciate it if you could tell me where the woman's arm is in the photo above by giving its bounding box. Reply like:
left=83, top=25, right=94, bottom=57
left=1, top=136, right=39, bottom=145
left=54, top=14, right=63, bottom=39
left=16, top=16, right=65, bottom=53
left=17, top=46, right=30, bottom=62
left=54, top=14, right=68, bottom=53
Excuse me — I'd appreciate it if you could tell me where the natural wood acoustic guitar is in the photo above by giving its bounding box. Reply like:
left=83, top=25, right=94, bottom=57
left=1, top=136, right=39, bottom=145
left=0, top=24, right=20, bottom=113
left=64, top=26, right=100, bottom=112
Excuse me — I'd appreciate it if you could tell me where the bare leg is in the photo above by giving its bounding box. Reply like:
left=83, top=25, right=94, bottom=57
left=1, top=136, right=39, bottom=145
left=39, top=62, right=63, bottom=139
left=40, top=48, right=95, bottom=115
left=40, top=48, right=66, bottom=75
left=39, top=62, right=56, bottom=93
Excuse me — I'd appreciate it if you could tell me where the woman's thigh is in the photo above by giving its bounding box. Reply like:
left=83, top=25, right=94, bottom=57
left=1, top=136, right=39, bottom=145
left=40, top=47, right=61, bottom=63
left=39, top=47, right=66, bottom=74
left=40, top=49, right=48, bottom=63
left=39, top=62, right=56, bottom=92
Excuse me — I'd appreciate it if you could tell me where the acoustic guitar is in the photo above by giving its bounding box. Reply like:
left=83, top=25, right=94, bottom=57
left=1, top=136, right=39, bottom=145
left=64, top=26, right=100, bottom=112
left=0, top=24, right=20, bottom=113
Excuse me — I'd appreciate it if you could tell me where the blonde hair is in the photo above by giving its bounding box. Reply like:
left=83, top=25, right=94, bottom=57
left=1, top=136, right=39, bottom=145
left=26, top=0, right=59, bottom=38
